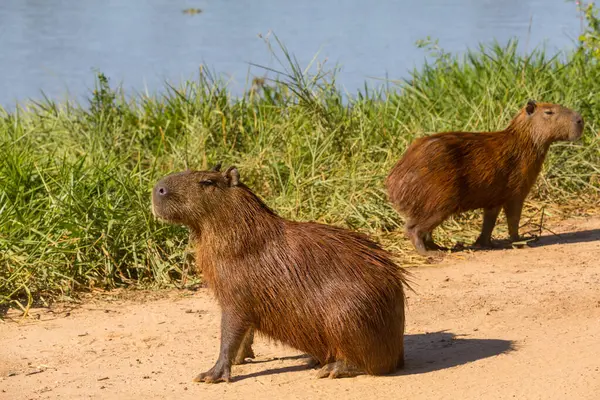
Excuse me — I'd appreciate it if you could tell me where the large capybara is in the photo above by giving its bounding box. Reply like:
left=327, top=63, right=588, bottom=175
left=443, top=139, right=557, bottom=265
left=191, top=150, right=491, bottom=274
left=385, top=100, right=584, bottom=255
left=152, top=164, right=410, bottom=383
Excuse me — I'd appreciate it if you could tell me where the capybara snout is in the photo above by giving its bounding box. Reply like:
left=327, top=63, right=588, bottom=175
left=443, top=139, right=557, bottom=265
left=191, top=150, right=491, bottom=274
left=524, top=101, right=584, bottom=142
left=570, top=112, right=584, bottom=140
left=151, top=163, right=237, bottom=224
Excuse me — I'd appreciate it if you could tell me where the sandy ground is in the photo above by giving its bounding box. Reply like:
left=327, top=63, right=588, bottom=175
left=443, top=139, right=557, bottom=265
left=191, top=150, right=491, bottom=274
left=1, top=217, right=600, bottom=400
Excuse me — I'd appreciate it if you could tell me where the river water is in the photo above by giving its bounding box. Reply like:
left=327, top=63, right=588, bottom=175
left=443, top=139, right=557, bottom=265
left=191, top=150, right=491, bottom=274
left=0, top=0, right=583, bottom=107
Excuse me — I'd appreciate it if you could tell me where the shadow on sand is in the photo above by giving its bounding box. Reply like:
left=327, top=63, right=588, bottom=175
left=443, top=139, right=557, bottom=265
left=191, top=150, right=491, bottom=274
left=396, top=330, right=514, bottom=376
left=449, top=228, right=600, bottom=253
left=232, top=331, right=514, bottom=381
left=526, top=228, right=600, bottom=247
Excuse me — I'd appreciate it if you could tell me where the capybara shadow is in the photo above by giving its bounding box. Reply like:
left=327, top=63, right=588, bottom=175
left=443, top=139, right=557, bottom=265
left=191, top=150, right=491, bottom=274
left=229, top=331, right=514, bottom=381
left=385, top=100, right=585, bottom=255
left=447, top=228, right=600, bottom=253
left=152, top=164, right=410, bottom=383
left=398, top=331, right=514, bottom=375
left=527, top=228, right=600, bottom=248
left=230, top=361, right=316, bottom=382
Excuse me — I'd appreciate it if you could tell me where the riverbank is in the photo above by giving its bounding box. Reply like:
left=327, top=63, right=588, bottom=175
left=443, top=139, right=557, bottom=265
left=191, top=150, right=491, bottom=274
left=2, top=216, right=600, bottom=399
left=1, top=39, right=599, bottom=310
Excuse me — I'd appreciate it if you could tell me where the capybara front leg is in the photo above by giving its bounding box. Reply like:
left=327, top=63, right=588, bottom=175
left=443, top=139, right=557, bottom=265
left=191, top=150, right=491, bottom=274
left=232, top=327, right=255, bottom=365
left=315, top=360, right=363, bottom=379
left=503, top=198, right=525, bottom=242
left=193, top=310, right=249, bottom=384
left=474, top=206, right=501, bottom=248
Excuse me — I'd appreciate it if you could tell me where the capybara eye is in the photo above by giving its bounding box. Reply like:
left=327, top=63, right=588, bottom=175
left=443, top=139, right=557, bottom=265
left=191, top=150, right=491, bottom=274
left=544, top=110, right=554, bottom=115
left=199, top=179, right=214, bottom=186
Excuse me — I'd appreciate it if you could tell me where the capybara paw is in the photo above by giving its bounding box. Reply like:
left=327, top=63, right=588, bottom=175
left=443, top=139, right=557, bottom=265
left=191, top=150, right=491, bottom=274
left=472, top=238, right=495, bottom=249
left=414, top=245, right=445, bottom=257
left=315, top=363, right=338, bottom=379
left=424, top=241, right=447, bottom=251
left=315, top=361, right=361, bottom=379
left=192, top=364, right=231, bottom=384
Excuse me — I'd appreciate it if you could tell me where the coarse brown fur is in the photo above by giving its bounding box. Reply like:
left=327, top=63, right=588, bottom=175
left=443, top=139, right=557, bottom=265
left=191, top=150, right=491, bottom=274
left=385, top=100, right=584, bottom=255
left=152, top=164, right=410, bottom=383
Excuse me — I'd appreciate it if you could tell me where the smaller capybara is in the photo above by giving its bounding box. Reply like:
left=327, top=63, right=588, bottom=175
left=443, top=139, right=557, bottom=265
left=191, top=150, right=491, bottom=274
left=385, top=100, right=584, bottom=255
left=152, top=164, right=410, bottom=383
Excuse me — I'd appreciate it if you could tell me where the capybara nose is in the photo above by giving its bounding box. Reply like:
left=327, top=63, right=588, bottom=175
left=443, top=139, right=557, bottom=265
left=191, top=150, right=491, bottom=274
left=574, top=113, right=584, bottom=126
left=156, top=186, right=168, bottom=196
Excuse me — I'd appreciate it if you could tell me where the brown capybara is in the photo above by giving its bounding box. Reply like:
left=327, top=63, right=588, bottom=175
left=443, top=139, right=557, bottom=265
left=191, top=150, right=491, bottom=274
left=151, top=164, right=410, bottom=383
left=385, top=100, right=584, bottom=255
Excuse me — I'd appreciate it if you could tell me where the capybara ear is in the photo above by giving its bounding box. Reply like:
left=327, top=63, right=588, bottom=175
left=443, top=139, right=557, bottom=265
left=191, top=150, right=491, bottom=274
left=211, top=162, right=222, bottom=172
left=224, top=166, right=240, bottom=186
left=526, top=100, right=537, bottom=116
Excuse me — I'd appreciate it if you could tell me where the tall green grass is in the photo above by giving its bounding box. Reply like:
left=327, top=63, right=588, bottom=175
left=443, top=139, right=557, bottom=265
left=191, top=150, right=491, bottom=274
left=1, top=38, right=599, bottom=311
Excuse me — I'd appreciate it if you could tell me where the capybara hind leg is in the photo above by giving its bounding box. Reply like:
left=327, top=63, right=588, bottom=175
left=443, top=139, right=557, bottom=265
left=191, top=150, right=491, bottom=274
left=407, top=216, right=445, bottom=255
left=232, top=327, right=255, bottom=365
left=193, top=310, right=249, bottom=384
left=474, top=206, right=501, bottom=248
left=503, top=198, right=525, bottom=242
left=406, top=227, right=428, bottom=255
left=424, top=232, right=446, bottom=251
left=315, top=360, right=362, bottom=379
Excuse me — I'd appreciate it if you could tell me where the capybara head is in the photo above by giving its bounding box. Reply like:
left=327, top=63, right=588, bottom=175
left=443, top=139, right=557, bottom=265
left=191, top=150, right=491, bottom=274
left=151, top=163, right=239, bottom=227
left=516, top=100, right=584, bottom=143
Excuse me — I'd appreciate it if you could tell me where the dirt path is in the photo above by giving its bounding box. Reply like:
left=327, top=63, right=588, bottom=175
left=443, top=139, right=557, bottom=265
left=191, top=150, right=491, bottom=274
left=2, top=217, right=600, bottom=400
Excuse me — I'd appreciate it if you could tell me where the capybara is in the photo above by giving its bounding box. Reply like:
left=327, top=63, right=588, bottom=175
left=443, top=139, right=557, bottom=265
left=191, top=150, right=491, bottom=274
left=152, top=164, right=410, bottom=383
left=385, top=100, right=584, bottom=255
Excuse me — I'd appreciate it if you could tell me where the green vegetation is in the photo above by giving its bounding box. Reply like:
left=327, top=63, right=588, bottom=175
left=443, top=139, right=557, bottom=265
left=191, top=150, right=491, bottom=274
left=1, top=29, right=599, bottom=311
left=573, top=0, right=600, bottom=58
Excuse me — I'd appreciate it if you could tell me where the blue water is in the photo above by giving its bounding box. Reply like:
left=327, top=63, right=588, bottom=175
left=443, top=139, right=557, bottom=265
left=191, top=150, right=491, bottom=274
left=0, top=0, right=583, bottom=107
